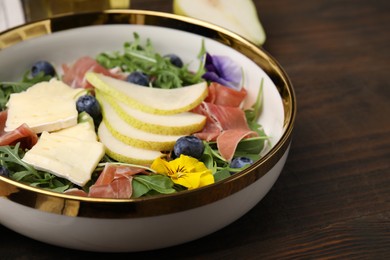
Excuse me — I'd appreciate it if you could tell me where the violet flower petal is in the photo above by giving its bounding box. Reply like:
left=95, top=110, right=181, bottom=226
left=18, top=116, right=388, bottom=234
left=202, top=71, right=221, bottom=83
left=202, top=53, right=242, bottom=90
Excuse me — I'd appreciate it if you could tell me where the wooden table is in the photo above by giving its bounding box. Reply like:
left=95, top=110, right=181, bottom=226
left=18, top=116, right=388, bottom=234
left=1, top=0, right=389, bottom=258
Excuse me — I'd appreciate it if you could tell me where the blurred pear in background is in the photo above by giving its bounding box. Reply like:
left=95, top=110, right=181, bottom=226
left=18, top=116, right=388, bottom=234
left=173, top=0, right=266, bottom=45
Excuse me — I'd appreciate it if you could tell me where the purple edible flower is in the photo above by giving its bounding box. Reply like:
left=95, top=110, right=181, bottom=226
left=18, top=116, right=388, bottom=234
left=202, top=53, right=243, bottom=90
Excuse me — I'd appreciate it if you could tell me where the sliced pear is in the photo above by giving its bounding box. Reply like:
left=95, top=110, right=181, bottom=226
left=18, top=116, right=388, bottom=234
left=96, top=90, right=206, bottom=135
left=173, top=0, right=266, bottom=45
left=86, top=72, right=208, bottom=115
left=99, top=94, right=183, bottom=151
left=98, top=122, right=165, bottom=165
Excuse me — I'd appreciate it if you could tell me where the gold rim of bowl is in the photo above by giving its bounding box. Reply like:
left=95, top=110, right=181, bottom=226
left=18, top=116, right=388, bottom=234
left=0, top=10, right=296, bottom=218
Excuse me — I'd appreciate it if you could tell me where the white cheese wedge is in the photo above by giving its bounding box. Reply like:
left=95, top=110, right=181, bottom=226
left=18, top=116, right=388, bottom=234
left=22, top=121, right=105, bottom=186
left=53, top=119, right=97, bottom=142
left=5, top=79, right=86, bottom=133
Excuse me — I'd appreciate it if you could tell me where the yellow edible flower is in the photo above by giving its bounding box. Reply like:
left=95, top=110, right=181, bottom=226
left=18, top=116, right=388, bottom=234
left=151, top=155, right=214, bottom=190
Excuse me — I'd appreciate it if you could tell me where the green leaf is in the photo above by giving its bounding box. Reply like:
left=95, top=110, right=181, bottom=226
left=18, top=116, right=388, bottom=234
left=49, top=184, right=70, bottom=193
left=200, top=142, right=218, bottom=174
left=235, top=136, right=267, bottom=155
left=131, top=178, right=150, bottom=198
left=10, top=170, right=32, bottom=181
left=231, top=153, right=261, bottom=163
left=21, top=70, right=54, bottom=85
left=248, top=78, right=264, bottom=123
left=133, top=174, right=176, bottom=196
left=0, top=144, right=39, bottom=177
left=213, top=168, right=231, bottom=182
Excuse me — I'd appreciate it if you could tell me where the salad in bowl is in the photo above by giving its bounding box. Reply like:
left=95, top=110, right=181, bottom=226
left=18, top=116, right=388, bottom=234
left=0, top=10, right=294, bottom=252
left=0, top=32, right=268, bottom=199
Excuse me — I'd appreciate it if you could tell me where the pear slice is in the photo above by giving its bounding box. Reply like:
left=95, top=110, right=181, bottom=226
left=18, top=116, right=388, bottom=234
left=86, top=72, right=208, bottom=115
left=96, top=90, right=206, bottom=135
left=99, top=94, right=183, bottom=151
left=98, top=122, right=165, bottom=165
left=173, top=0, right=266, bottom=45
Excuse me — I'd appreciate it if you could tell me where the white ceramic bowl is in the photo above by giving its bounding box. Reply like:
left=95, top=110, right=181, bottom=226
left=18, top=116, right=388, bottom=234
left=0, top=10, right=296, bottom=252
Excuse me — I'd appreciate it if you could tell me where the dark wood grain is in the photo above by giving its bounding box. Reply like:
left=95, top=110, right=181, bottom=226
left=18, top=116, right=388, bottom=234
left=1, top=0, right=389, bottom=259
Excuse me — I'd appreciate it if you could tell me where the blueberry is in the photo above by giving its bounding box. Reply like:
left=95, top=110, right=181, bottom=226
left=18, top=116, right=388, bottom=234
left=0, top=166, right=10, bottom=177
left=31, top=60, right=56, bottom=77
left=230, top=157, right=254, bottom=169
left=126, top=71, right=149, bottom=86
left=76, top=95, right=102, bottom=125
left=173, top=136, right=204, bottom=159
left=164, top=54, right=183, bottom=68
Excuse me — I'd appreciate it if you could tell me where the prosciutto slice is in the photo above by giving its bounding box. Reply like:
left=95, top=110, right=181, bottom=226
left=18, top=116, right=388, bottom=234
left=0, top=111, right=38, bottom=149
left=62, top=56, right=125, bottom=89
left=217, top=129, right=257, bottom=161
left=205, top=82, right=247, bottom=107
left=64, top=188, right=88, bottom=197
left=193, top=102, right=257, bottom=161
left=193, top=82, right=257, bottom=161
left=88, top=164, right=147, bottom=199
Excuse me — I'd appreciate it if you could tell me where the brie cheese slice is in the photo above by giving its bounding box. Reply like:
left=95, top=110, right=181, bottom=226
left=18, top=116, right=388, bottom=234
left=5, top=79, right=86, bottom=133
left=23, top=132, right=105, bottom=186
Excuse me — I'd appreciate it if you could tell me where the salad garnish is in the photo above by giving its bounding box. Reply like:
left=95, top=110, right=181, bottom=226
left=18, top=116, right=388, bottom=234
left=202, top=53, right=243, bottom=90
left=151, top=154, right=214, bottom=190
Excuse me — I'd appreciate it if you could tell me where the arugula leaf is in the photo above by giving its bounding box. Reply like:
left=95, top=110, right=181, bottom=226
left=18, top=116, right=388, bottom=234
left=200, top=142, right=218, bottom=174
left=245, top=78, right=264, bottom=124
left=0, top=143, right=39, bottom=178
left=96, top=32, right=206, bottom=89
left=21, top=70, right=54, bottom=85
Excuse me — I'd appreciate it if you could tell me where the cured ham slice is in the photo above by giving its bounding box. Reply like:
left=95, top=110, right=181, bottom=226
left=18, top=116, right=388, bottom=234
left=64, top=188, right=88, bottom=197
left=88, top=164, right=147, bottom=199
left=62, top=56, right=124, bottom=89
left=0, top=110, right=7, bottom=136
left=192, top=83, right=257, bottom=161
left=205, top=82, right=247, bottom=107
left=90, top=177, right=132, bottom=199
left=217, top=129, right=257, bottom=162
left=193, top=102, right=253, bottom=140
left=0, top=111, right=38, bottom=149
left=193, top=102, right=257, bottom=161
